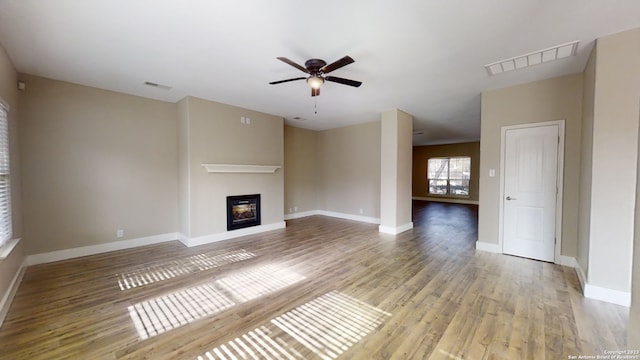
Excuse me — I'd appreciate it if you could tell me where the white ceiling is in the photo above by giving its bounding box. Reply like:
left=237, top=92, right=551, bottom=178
left=0, top=1, right=639, bottom=145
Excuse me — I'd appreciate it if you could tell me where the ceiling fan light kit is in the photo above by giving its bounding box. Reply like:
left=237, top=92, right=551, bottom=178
left=307, top=76, right=324, bottom=89
left=270, top=55, right=362, bottom=97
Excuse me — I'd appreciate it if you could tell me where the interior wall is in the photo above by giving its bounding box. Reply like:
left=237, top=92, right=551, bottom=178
left=379, top=109, right=413, bottom=230
left=284, top=125, right=318, bottom=216
left=396, top=110, right=413, bottom=226
left=587, top=28, right=640, bottom=293
left=177, top=97, right=190, bottom=239
left=0, top=43, right=24, bottom=315
left=630, top=102, right=640, bottom=348
left=413, top=142, right=480, bottom=202
left=18, top=74, right=179, bottom=254
left=184, top=97, right=284, bottom=238
left=632, top=235, right=640, bottom=346
left=479, top=73, right=583, bottom=258
left=317, top=121, right=381, bottom=218
left=578, top=45, right=596, bottom=274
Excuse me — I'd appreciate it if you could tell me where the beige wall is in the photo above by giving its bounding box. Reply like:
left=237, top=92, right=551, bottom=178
left=0, top=44, right=24, bottom=318
left=317, top=121, right=381, bottom=218
left=479, top=74, right=583, bottom=258
left=177, top=98, right=190, bottom=238
left=396, top=111, right=413, bottom=226
left=587, top=28, right=640, bottom=292
left=413, top=142, right=480, bottom=202
left=284, top=125, right=318, bottom=215
left=18, top=74, right=178, bottom=254
left=380, top=109, right=412, bottom=230
left=181, top=97, right=284, bottom=238
left=631, top=108, right=640, bottom=348
left=578, top=47, right=596, bottom=274
left=632, top=231, right=640, bottom=346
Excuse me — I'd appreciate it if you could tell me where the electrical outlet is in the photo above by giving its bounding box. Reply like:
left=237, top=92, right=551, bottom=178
left=359, top=208, right=364, bottom=214
left=294, top=206, right=298, bottom=211
left=289, top=208, right=293, bottom=213
left=117, top=229, right=124, bottom=238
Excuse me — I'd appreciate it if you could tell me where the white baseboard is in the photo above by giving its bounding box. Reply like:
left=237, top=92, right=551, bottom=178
left=183, top=222, right=286, bottom=247
left=284, top=210, right=319, bottom=220
left=559, top=255, right=578, bottom=268
left=379, top=222, right=414, bottom=235
left=316, top=210, right=380, bottom=224
left=475, top=241, right=501, bottom=253
left=26, top=232, right=179, bottom=266
left=560, top=256, right=586, bottom=292
left=287, top=210, right=412, bottom=234
left=584, top=283, right=631, bottom=307
left=574, top=261, right=587, bottom=292
left=554, top=256, right=629, bottom=307
left=0, top=258, right=27, bottom=327
left=413, top=196, right=479, bottom=205
left=178, top=233, right=190, bottom=247
left=284, top=209, right=381, bottom=225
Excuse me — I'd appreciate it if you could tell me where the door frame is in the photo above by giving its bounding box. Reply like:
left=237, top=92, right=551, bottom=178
left=498, top=120, right=565, bottom=264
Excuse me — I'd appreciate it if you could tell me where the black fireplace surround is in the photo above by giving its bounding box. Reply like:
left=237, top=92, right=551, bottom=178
left=227, top=194, right=261, bottom=231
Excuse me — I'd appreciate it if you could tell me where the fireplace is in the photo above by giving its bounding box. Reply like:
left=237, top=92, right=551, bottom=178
left=227, top=194, right=261, bottom=231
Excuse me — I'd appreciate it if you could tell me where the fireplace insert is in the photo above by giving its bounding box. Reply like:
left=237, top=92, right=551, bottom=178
left=227, top=194, right=261, bottom=231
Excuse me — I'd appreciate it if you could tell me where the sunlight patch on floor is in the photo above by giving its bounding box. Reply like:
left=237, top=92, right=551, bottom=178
left=128, top=283, right=235, bottom=340
left=197, top=291, right=391, bottom=360
left=215, top=264, right=307, bottom=302
left=128, top=263, right=306, bottom=340
left=438, top=349, right=465, bottom=360
left=117, top=248, right=256, bottom=290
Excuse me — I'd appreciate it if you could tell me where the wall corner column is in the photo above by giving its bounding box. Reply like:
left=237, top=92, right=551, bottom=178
left=379, top=109, right=413, bottom=234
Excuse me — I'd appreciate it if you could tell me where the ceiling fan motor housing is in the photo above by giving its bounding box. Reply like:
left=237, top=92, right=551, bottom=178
left=269, top=55, right=362, bottom=96
left=304, top=59, right=327, bottom=73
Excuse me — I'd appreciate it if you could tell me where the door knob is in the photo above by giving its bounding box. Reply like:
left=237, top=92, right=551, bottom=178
left=506, top=196, right=516, bottom=200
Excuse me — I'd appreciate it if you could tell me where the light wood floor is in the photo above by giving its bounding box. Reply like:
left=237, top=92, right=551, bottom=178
left=0, top=202, right=629, bottom=359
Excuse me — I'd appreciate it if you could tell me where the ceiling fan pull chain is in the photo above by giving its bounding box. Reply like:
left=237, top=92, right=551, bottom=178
left=314, top=98, right=318, bottom=115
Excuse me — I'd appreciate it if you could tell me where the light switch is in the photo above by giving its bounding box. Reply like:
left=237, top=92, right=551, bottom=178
left=489, top=169, right=496, bottom=177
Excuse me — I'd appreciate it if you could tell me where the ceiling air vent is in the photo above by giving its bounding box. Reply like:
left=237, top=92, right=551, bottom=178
left=144, top=81, right=172, bottom=90
left=485, top=40, right=579, bottom=76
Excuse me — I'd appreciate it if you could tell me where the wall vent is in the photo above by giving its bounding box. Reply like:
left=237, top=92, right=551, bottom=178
left=485, top=40, right=579, bottom=76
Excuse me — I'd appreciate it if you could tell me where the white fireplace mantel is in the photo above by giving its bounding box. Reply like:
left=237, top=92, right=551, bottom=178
left=201, top=163, right=281, bottom=173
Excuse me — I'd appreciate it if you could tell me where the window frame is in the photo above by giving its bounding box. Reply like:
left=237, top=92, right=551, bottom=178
left=0, top=102, right=12, bottom=248
left=426, top=156, right=471, bottom=198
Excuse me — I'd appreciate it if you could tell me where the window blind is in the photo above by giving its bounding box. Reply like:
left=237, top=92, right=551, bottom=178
left=426, top=156, right=471, bottom=197
left=0, top=105, right=12, bottom=247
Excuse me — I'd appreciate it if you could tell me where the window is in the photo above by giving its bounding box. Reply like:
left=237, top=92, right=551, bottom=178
left=427, top=156, right=470, bottom=196
left=0, top=105, right=11, bottom=247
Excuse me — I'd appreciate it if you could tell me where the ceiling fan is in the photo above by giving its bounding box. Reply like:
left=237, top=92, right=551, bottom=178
left=269, top=56, right=362, bottom=97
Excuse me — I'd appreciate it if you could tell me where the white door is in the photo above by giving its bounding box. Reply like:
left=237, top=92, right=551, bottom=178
left=502, top=124, right=559, bottom=262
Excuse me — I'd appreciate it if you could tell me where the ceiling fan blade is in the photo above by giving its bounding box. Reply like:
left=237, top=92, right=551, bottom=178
left=269, top=77, right=306, bottom=85
left=276, top=57, right=310, bottom=73
left=320, top=56, right=355, bottom=74
left=311, top=88, right=320, bottom=97
left=325, top=76, right=362, bottom=87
